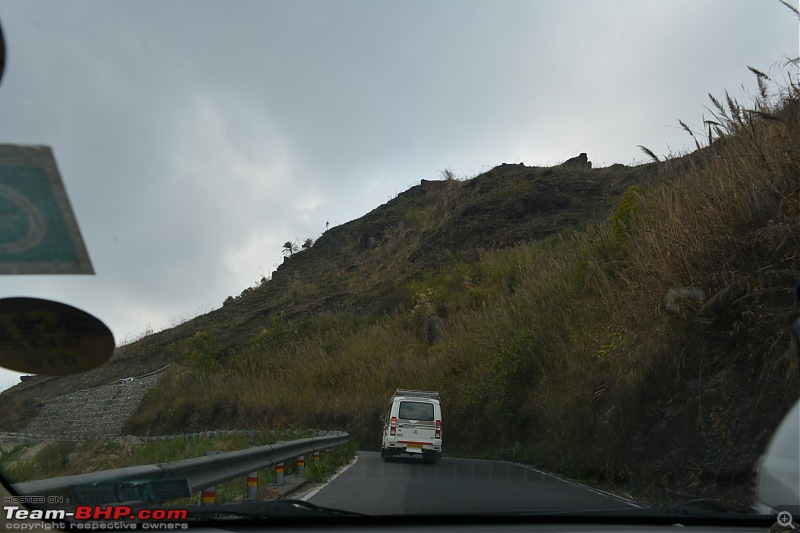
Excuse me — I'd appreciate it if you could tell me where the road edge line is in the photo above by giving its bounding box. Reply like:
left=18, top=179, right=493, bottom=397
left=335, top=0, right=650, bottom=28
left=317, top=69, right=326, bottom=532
left=512, top=462, right=646, bottom=509
left=299, top=455, right=359, bottom=501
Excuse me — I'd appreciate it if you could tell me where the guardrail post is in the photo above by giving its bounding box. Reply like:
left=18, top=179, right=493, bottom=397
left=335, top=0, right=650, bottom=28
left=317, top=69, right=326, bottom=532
left=313, top=450, right=320, bottom=462
left=245, top=470, right=258, bottom=501
left=201, top=485, right=216, bottom=505
left=274, top=462, right=285, bottom=485
left=243, top=445, right=260, bottom=501
left=202, top=451, right=221, bottom=505
left=296, top=455, right=305, bottom=476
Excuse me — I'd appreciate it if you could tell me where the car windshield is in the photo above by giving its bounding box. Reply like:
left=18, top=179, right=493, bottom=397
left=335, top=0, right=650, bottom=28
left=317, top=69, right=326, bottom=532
left=0, top=0, right=799, bottom=527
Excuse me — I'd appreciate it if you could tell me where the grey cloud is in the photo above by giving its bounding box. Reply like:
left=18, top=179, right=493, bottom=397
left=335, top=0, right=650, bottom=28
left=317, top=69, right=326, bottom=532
left=0, top=0, right=795, bottom=378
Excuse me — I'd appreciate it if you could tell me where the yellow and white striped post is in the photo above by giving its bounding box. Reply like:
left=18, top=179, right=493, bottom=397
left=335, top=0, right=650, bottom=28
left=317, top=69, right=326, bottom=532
left=296, top=455, right=305, bottom=476
left=245, top=471, right=258, bottom=501
left=274, top=462, right=285, bottom=485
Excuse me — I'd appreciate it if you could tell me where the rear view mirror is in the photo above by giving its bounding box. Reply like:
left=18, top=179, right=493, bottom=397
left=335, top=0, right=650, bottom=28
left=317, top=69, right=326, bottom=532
left=793, top=319, right=800, bottom=362
left=793, top=281, right=800, bottom=362
left=0, top=297, right=114, bottom=375
left=380, top=415, right=387, bottom=422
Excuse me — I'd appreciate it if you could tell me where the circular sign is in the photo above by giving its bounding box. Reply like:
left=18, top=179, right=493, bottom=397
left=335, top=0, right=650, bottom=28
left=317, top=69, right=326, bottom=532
left=0, top=297, right=114, bottom=375
left=0, top=184, right=47, bottom=254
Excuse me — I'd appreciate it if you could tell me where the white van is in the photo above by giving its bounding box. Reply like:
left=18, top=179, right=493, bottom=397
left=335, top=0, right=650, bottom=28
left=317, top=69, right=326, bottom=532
left=381, top=389, right=442, bottom=463
left=753, top=398, right=800, bottom=515
left=753, top=311, right=800, bottom=515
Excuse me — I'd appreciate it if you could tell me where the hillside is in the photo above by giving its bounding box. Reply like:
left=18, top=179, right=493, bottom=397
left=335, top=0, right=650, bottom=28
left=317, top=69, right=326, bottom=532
left=1, top=158, right=650, bottom=402
left=2, top=73, right=800, bottom=511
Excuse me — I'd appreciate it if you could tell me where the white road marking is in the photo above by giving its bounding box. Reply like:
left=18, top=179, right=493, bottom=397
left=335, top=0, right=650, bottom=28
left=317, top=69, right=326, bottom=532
left=299, top=455, right=359, bottom=501
left=513, top=462, right=646, bottom=508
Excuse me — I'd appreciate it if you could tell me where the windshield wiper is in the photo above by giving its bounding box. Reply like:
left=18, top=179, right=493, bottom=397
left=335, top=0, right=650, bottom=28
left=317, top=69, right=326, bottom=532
left=174, top=499, right=367, bottom=519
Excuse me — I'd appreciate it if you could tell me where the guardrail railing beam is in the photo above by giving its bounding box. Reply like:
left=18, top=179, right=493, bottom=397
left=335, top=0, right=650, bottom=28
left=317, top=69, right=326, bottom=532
left=13, top=432, right=349, bottom=510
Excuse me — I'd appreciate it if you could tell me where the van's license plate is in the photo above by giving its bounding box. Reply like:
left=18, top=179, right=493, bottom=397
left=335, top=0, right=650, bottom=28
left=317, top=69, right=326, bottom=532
left=407, top=443, right=423, bottom=449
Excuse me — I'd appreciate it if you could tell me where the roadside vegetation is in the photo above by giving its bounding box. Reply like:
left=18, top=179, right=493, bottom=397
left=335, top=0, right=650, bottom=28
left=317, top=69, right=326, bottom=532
left=4, top=64, right=799, bottom=510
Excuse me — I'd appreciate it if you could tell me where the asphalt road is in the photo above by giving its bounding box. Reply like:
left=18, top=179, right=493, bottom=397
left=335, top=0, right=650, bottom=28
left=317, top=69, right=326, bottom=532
left=307, top=451, right=639, bottom=515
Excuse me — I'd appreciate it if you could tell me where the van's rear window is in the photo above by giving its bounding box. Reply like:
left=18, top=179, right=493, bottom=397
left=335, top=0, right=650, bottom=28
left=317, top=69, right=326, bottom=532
left=398, top=401, right=434, bottom=421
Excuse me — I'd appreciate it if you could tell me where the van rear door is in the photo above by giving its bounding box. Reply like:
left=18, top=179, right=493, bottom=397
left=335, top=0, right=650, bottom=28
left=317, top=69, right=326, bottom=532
left=395, top=400, right=436, bottom=452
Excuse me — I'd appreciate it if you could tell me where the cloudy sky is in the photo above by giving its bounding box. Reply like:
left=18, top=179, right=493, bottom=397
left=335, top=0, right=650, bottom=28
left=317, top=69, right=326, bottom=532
left=0, top=0, right=796, bottom=390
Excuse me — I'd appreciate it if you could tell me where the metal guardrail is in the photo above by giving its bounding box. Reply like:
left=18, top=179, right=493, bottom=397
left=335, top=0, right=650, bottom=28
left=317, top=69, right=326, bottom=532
left=13, top=431, right=349, bottom=509
left=74, top=364, right=172, bottom=393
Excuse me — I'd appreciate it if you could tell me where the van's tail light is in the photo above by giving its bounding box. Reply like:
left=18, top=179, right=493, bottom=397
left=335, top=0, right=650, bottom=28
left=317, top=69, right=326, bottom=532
left=435, top=420, right=442, bottom=439
left=390, top=416, right=397, bottom=436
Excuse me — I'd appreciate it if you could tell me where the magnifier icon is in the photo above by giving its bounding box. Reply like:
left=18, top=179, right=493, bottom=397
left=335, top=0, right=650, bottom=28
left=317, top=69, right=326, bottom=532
left=778, top=511, right=796, bottom=529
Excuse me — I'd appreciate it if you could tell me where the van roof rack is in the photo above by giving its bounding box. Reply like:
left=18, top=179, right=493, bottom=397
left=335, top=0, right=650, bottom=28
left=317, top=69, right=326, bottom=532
left=392, top=389, right=440, bottom=400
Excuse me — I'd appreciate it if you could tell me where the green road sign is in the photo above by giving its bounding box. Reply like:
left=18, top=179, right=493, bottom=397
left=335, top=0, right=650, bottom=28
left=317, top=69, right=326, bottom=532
left=0, top=144, right=93, bottom=274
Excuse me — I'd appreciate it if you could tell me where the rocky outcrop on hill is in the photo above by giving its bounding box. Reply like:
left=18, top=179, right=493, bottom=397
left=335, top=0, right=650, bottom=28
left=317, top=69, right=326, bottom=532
left=562, top=152, right=592, bottom=169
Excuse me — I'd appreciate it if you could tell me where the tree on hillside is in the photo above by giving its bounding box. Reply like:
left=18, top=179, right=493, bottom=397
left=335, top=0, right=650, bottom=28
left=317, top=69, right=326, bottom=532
left=282, top=241, right=298, bottom=256
left=302, top=238, right=314, bottom=250
left=439, top=168, right=456, bottom=181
